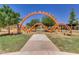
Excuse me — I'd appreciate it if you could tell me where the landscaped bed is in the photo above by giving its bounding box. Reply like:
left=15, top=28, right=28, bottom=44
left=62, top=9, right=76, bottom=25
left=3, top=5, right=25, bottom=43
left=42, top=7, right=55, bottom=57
left=46, top=32, right=79, bottom=54
left=0, top=34, right=31, bottom=54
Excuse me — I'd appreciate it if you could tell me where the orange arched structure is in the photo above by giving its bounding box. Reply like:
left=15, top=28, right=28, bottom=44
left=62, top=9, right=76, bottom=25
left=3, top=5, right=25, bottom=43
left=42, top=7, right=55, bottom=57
left=19, top=11, right=61, bottom=32
left=28, top=23, right=49, bottom=32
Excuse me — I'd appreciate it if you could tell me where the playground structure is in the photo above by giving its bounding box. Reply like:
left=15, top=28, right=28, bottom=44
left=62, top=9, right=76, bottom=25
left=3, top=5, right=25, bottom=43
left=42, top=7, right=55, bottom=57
left=18, top=11, right=72, bottom=34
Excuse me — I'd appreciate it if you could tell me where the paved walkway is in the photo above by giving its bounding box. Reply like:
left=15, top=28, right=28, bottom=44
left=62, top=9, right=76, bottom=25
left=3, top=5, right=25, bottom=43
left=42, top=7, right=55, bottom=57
left=2, top=34, right=75, bottom=55
left=20, top=34, right=60, bottom=51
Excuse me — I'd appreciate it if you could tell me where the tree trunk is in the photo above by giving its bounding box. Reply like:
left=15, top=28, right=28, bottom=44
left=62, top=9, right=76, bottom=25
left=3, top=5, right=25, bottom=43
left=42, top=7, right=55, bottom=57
left=70, top=25, right=72, bottom=35
left=8, top=26, right=10, bottom=34
left=17, top=24, right=21, bottom=34
left=0, top=28, right=1, bottom=32
left=71, top=25, right=72, bottom=30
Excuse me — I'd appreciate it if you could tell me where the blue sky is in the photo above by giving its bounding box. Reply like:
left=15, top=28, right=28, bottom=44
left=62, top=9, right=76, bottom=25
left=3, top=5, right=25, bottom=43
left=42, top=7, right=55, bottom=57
left=0, top=4, right=79, bottom=25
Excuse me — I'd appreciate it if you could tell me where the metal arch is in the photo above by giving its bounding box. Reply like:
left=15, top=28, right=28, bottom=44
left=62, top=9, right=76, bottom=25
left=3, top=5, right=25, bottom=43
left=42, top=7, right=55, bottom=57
left=19, top=11, right=61, bottom=32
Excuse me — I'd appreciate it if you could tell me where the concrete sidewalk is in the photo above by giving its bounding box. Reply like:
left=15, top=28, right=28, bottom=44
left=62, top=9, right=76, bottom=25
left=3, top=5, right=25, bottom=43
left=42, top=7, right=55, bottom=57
left=20, top=34, right=60, bottom=51
left=2, top=34, right=76, bottom=55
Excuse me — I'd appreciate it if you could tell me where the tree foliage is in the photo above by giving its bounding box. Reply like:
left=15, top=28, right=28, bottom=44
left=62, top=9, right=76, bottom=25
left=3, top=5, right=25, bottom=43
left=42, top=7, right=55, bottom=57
left=27, top=19, right=40, bottom=26
left=26, top=16, right=55, bottom=27
left=69, top=8, right=77, bottom=25
left=41, top=16, right=55, bottom=26
left=0, top=5, right=21, bottom=34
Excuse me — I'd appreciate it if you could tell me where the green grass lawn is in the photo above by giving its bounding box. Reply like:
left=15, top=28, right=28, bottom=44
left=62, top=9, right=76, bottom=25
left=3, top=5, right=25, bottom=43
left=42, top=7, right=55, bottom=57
left=0, top=34, right=31, bottom=53
left=46, top=33, right=79, bottom=54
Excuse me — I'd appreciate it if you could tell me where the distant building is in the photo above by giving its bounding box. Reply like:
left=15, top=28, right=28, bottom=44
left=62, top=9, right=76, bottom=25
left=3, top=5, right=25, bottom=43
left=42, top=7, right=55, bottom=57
left=59, top=23, right=78, bottom=30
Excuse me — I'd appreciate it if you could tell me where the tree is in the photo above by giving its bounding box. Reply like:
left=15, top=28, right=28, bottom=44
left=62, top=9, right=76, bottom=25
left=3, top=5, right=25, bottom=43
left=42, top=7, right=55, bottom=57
left=0, top=5, right=21, bottom=34
left=27, top=19, right=40, bottom=26
left=41, top=16, right=55, bottom=27
left=69, top=8, right=77, bottom=29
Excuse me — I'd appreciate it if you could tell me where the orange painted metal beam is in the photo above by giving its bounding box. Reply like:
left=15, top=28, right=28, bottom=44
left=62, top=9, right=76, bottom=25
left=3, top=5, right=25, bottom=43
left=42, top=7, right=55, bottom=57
left=19, top=11, right=61, bottom=32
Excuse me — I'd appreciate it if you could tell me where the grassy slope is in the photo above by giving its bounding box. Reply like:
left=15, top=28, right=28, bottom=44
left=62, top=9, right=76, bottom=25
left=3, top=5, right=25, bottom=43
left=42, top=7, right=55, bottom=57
left=47, top=33, right=79, bottom=53
left=0, top=34, right=31, bottom=53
